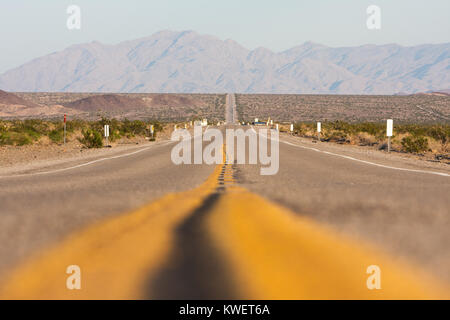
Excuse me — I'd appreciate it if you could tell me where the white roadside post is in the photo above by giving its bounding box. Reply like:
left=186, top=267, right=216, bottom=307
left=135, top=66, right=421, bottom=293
left=290, top=124, right=294, bottom=133
left=104, top=124, right=110, bottom=147
left=150, top=124, right=154, bottom=140
left=317, top=122, right=321, bottom=141
left=276, top=124, right=279, bottom=131
left=387, top=119, right=393, bottom=153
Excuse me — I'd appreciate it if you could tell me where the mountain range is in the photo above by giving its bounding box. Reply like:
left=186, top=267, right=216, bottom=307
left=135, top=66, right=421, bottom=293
left=0, top=30, right=449, bottom=94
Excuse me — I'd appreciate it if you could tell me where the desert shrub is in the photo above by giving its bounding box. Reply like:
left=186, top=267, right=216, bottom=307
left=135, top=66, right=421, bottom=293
left=427, top=126, right=449, bottom=150
left=396, top=124, right=428, bottom=137
left=293, top=122, right=315, bottom=136
left=325, top=121, right=353, bottom=134
left=323, top=130, right=348, bottom=143
left=354, top=132, right=378, bottom=146
left=13, top=133, right=33, bottom=146
left=353, top=122, right=384, bottom=136
left=293, top=123, right=306, bottom=135
left=95, top=118, right=121, bottom=141
left=79, top=129, right=103, bottom=148
left=96, top=118, right=164, bottom=140
left=0, top=132, right=12, bottom=145
left=65, top=119, right=88, bottom=133
left=120, top=119, right=147, bottom=137
left=7, top=119, right=49, bottom=143
left=401, top=136, right=429, bottom=154
left=149, top=120, right=164, bottom=133
left=11, top=119, right=49, bottom=138
left=0, top=132, right=33, bottom=146
left=49, top=129, right=64, bottom=143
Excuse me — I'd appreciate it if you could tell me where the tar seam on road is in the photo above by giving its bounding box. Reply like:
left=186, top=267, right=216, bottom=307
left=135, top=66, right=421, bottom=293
left=148, top=153, right=238, bottom=299
left=147, top=192, right=238, bottom=299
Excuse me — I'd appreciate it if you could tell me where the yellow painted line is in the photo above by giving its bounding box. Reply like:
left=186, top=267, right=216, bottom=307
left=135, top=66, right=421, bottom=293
left=0, top=164, right=222, bottom=300
left=206, top=187, right=449, bottom=300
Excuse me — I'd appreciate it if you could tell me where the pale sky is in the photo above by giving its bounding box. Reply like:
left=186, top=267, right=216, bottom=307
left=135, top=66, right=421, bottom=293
left=0, top=0, right=449, bottom=73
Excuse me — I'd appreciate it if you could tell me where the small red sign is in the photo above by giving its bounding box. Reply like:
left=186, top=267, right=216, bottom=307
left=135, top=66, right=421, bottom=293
left=64, top=114, right=67, bottom=123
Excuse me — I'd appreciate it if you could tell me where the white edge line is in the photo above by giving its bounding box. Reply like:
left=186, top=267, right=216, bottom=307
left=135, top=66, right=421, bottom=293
left=0, top=141, right=174, bottom=179
left=254, top=126, right=449, bottom=178
left=281, top=140, right=449, bottom=177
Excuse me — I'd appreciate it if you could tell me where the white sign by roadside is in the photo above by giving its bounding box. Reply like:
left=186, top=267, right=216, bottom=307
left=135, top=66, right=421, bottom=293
left=317, top=122, right=321, bottom=133
left=386, top=119, right=393, bottom=153
left=104, top=125, right=110, bottom=137
left=387, top=119, right=393, bottom=137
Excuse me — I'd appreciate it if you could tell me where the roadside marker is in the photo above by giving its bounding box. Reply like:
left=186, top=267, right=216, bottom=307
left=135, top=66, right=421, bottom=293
left=150, top=125, right=154, bottom=140
left=276, top=124, right=279, bottom=131
left=317, top=122, right=321, bottom=141
left=290, top=124, right=294, bottom=132
left=104, top=124, right=110, bottom=146
left=387, top=119, right=393, bottom=153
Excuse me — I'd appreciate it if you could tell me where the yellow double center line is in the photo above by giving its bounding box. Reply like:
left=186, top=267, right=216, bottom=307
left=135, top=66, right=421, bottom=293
left=1, top=145, right=448, bottom=299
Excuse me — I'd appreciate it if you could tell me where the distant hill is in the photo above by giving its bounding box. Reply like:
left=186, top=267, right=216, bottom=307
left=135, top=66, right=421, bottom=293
left=0, top=90, right=40, bottom=108
left=436, top=89, right=450, bottom=95
left=64, top=94, right=147, bottom=112
left=149, top=94, right=198, bottom=107
left=0, top=90, right=81, bottom=118
left=0, top=30, right=449, bottom=94
left=411, top=89, right=450, bottom=96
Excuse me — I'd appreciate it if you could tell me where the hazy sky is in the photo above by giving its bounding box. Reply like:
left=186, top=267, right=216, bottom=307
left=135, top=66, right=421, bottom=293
left=0, top=0, right=449, bottom=73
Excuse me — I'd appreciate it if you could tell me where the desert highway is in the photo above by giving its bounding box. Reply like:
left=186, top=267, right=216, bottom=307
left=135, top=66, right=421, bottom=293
left=0, top=94, right=449, bottom=299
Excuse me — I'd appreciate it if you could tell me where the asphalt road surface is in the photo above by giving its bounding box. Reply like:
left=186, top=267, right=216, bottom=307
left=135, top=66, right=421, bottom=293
left=0, top=96, right=449, bottom=299
left=225, top=93, right=236, bottom=124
